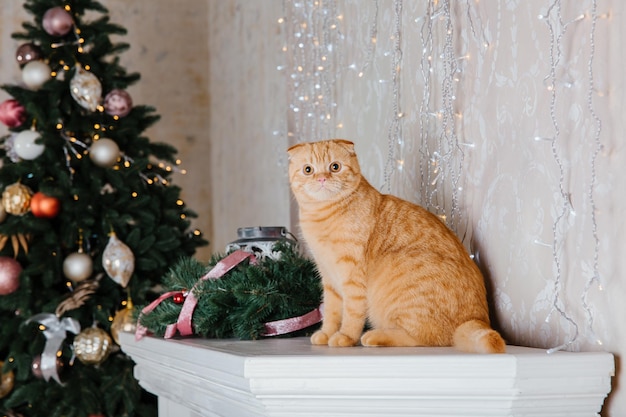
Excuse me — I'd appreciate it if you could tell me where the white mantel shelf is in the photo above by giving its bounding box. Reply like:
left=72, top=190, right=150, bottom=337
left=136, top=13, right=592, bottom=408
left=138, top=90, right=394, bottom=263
left=119, top=333, right=614, bottom=417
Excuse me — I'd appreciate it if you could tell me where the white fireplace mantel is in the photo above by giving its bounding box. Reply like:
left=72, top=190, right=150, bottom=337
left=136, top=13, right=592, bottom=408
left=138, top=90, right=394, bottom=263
left=119, top=333, right=614, bottom=417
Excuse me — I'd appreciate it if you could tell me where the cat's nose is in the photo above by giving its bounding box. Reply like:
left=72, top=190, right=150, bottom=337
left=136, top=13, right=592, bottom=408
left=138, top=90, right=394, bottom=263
left=318, top=177, right=326, bottom=183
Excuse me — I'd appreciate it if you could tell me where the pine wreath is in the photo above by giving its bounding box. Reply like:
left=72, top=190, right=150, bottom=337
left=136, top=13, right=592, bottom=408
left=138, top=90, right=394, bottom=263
left=138, top=242, right=322, bottom=340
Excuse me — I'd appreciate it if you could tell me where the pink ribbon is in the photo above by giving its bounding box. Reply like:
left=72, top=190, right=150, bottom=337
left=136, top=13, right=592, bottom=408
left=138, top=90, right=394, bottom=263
left=135, top=250, right=323, bottom=340
left=262, top=304, right=324, bottom=336
left=167, top=250, right=256, bottom=338
left=135, top=291, right=181, bottom=340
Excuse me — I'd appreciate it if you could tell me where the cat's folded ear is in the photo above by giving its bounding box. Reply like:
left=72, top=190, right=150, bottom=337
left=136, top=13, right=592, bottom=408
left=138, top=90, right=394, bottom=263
left=332, top=139, right=356, bottom=155
left=287, top=142, right=305, bottom=159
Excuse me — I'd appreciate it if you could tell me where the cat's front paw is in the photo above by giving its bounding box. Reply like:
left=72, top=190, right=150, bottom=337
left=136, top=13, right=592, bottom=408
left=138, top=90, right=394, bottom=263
left=328, top=332, right=358, bottom=347
left=310, top=330, right=330, bottom=345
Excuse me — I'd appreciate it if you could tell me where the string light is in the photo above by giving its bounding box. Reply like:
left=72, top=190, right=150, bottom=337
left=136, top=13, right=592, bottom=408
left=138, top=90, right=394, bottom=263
left=535, top=0, right=609, bottom=353
left=281, top=0, right=341, bottom=145
left=382, top=0, right=404, bottom=193
left=580, top=0, right=604, bottom=348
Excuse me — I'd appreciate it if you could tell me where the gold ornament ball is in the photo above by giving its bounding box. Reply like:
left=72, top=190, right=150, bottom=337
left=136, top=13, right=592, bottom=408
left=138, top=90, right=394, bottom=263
left=111, top=307, right=136, bottom=345
left=0, top=361, right=15, bottom=399
left=73, top=327, right=112, bottom=365
left=2, top=183, right=33, bottom=216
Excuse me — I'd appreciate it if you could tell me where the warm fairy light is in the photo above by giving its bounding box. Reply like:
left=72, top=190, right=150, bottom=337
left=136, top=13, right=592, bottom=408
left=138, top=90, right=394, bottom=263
left=180, top=214, right=186, bottom=219
left=193, top=229, right=201, bottom=236
left=56, top=350, right=62, bottom=358
left=94, top=124, right=101, bottom=129
left=84, top=64, right=90, bottom=71
left=93, top=134, right=100, bottom=140
left=131, top=192, right=138, bottom=198
left=97, top=105, right=105, bottom=112
left=176, top=199, right=184, bottom=206
left=56, top=123, right=63, bottom=129
left=39, top=325, right=46, bottom=331
left=73, top=194, right=79, bottom=201
left=175, top=159, right=182, bottom=165
left=64, top=5, right=71, bottom=11
left=180, top=169, right=187, bottom=175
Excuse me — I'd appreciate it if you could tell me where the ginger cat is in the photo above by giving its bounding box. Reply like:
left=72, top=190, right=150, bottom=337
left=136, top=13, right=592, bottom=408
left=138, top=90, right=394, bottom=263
left=287, top=139, right=505, bottom=353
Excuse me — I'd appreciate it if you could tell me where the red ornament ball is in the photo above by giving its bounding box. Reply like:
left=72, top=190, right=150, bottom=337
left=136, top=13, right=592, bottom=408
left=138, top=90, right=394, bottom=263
left=30, top=192, right=60, bottom=218
left=104, top=89, right=133, bottom=117
left=172, top=292, right=185, bottom=304
left=0, top=99, right=27, bottom=128
left=15, top=43, right=42, bottom=67
left=0, top=257, right=21, bottom=295
left=42, top=6, right=74, bottom=37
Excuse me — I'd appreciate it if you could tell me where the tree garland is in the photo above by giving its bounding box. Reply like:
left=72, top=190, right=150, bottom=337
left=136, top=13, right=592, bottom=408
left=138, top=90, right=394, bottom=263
left=138, top=243, right=322, bottom=340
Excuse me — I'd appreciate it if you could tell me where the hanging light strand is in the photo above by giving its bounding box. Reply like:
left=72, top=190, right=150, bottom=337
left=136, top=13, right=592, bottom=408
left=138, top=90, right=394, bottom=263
left=581, top=0, right=604, bottom=347
left=541, top=0, right=579, bottom=353
left=383, top=0, right=404, bottom=193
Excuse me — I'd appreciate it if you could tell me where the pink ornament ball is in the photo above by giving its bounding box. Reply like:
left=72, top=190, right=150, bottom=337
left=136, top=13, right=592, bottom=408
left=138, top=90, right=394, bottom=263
left=42, top=6, right=74, bottom=37
left=0, top=256, right=22, bottom=295
left=0, top=99, right=27, bottom=128
left=104, top=89, right=133, bottom=117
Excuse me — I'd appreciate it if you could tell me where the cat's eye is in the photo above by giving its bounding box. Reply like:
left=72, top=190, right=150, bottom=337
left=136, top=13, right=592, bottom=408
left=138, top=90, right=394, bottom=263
left=329, top=162, right=342, bottom=172
left=303, top=165, right=314, bottom=175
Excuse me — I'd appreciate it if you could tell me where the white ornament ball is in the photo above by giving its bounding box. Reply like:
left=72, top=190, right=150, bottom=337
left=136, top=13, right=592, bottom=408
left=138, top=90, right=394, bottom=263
left=63, top=252, right=93, bottom=283
left=22, top=61, right=51, bottom=90
left=13, top=130, right=44, bottom=160
left=89, top=138, right=120, bottom=167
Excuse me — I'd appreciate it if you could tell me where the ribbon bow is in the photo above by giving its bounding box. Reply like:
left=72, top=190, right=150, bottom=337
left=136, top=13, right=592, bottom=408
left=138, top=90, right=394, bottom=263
left=26, top=313, right=81, bottom=384
left=135, top=250, right=256, bottom=340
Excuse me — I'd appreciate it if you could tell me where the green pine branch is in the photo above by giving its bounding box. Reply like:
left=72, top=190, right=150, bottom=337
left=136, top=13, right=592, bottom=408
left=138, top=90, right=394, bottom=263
left=139, top=243, right=322, bottom=340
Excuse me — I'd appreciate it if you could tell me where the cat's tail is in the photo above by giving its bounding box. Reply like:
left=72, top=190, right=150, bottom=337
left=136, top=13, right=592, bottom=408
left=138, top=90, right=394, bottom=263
left=453, top=319, right=506, bottom=354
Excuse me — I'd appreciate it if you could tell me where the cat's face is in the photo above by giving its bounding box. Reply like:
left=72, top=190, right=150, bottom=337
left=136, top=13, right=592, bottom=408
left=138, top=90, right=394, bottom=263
left=287, top=139, right=362, bottom=203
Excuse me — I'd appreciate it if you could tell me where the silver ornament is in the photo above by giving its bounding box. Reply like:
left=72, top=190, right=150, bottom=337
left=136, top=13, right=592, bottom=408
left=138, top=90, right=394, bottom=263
left=62, top=251, right=93, bottom=283
left=22, top=61, right=51, bottom=90
left=70, top=66, right=102, bottom=111
left=102, top=233, right=135, bottom=287
left=89, top=138, right=120, bottom=167
left=13, top=130, right=44, bottom=160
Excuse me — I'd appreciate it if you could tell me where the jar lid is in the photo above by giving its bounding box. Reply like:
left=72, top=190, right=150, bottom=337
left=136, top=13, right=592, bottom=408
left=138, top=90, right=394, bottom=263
left=236, top=226, right=289, bottom=240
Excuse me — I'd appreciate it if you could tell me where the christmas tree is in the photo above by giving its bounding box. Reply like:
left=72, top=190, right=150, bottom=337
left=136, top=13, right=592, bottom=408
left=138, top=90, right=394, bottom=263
left=0, top=1, right=207, bottom=416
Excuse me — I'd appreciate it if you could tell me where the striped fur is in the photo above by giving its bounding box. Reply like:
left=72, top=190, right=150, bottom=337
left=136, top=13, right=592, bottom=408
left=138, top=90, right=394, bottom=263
left=287, top=139, right=505, bottom=353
